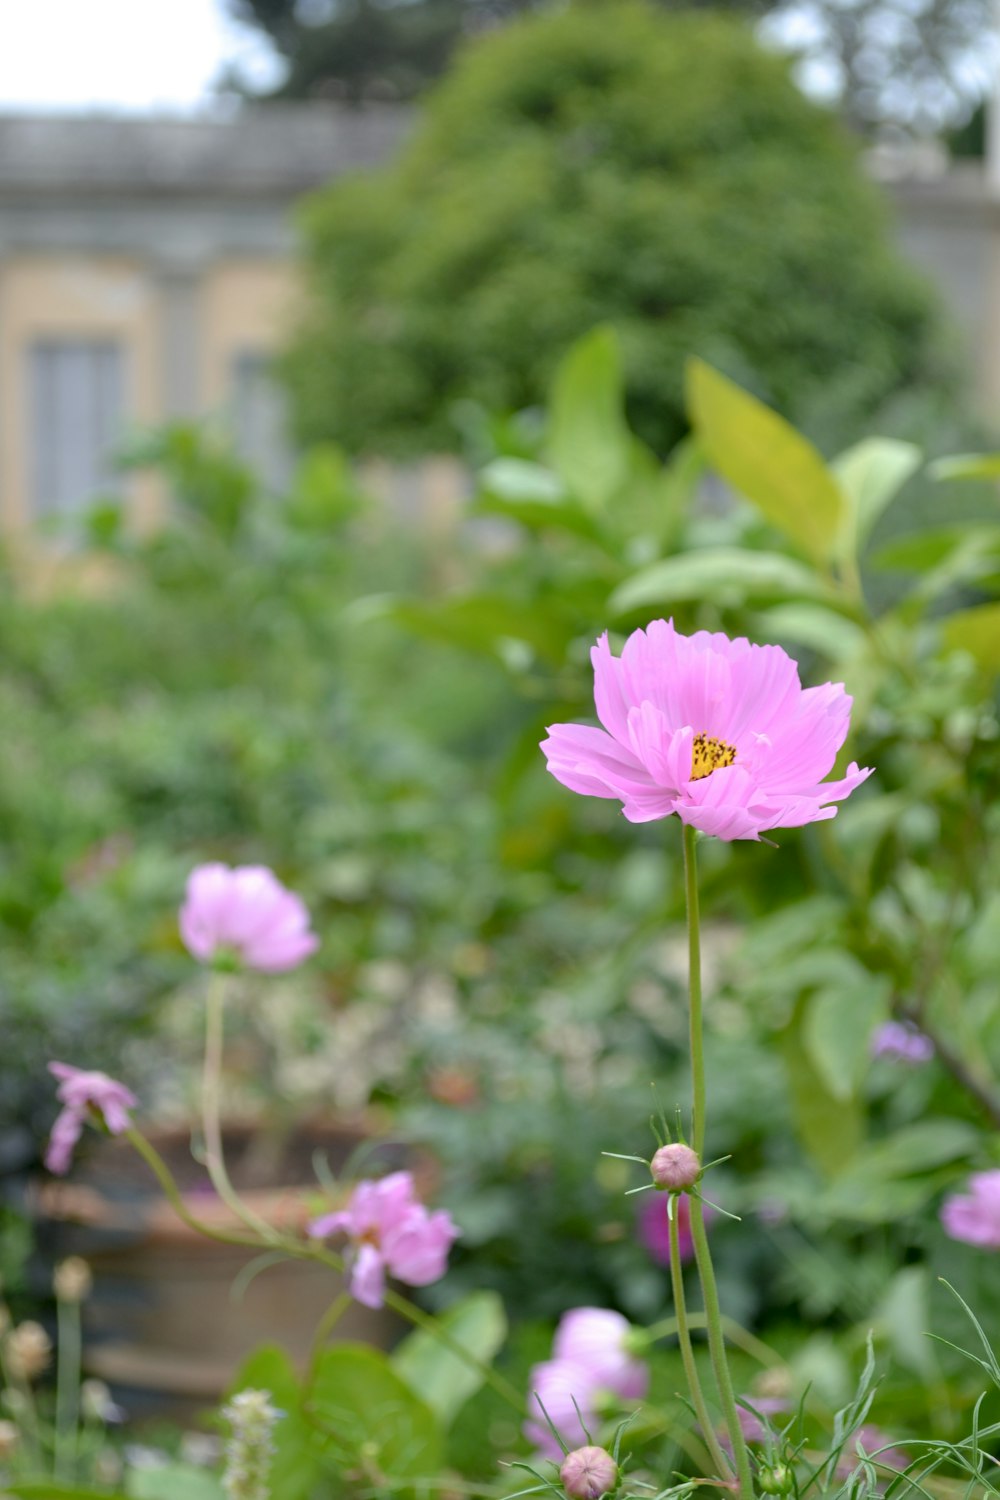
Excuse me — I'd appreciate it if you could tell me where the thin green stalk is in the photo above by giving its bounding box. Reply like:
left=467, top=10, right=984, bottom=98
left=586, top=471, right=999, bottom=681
left=306, top=1289, right=352, bottom=1385
left=682, top=822, right=754, bottom=1500
left=668, top=1196, right=731, bottom=1481
left=54, top=1294, right=81, bottom=1481
left=201, top=972, right=281, bottom=1245
left=126, top=1127, right=261, bottom=1248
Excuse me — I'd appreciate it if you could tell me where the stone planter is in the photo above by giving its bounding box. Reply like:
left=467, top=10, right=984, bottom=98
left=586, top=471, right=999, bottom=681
left=32, top=1121, right=421, bottom=1420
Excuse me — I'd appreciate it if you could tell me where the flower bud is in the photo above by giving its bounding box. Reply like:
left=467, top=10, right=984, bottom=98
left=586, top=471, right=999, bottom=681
left=650, top=1142, right=700, bottom=1191
left=54, top=1256, right=93, bottom=1304
left=0, top=1418, right=19, bottom=1459
left=5, top=1321, right=52, bottom=1381
left=560, top=1445, right=618, bottom=1500
left=758, top=1464, right=795, bottom=1495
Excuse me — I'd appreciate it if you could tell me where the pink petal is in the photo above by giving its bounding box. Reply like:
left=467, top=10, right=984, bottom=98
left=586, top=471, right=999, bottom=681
left=350, top=1243, right=387, bottom=1308
left=45, top=1108, right=84, bottom=1175
left=542, top=723, right=659, bottom=801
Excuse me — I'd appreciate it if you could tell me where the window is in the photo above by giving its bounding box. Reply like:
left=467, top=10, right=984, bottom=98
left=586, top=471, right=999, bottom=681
left=29, top=340, right=126, bottom=520
left=230, top=351, right=295, bottom=492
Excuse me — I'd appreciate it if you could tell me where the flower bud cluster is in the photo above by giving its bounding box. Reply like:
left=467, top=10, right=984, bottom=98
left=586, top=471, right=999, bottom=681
left=221, top=1388, right=282, bottom=1500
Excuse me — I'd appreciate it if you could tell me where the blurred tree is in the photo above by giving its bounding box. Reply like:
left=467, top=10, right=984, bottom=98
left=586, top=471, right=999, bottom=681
left=226, top=0, right=995, bottom=130
left=282, top=3, right=954, bottom=458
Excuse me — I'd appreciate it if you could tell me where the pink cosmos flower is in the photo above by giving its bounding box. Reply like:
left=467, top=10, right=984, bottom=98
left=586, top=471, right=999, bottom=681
left=308, top=1171, right=459, bottom=1309
left=45, top=1063, right=137, bottom=1175
left=941, top=1171, right=1000, bottom=1249
left=541, top=620, right=873, bottom=840
left=525, top=1358, right=602, bottom=1459
left=870, top=1020, right=934, bottom=1065
left=553, top=1308, right=649, bottom=1402
left=179, top=863, right=319, bottom=973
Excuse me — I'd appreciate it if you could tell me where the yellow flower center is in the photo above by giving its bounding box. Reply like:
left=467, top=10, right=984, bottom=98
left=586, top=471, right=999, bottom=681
left=690, top=732, right=736, bottom=782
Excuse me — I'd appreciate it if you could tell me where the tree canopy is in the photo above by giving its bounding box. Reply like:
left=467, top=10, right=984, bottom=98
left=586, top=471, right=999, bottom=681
left=283, top=3, right=954, bottom=457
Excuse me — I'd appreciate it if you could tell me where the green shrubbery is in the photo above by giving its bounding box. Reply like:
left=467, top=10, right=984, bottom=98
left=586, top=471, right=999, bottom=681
left=287, top=1, right=954, bottom=458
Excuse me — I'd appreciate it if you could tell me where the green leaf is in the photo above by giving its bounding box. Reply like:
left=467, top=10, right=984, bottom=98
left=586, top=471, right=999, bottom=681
left=930, top=452, right=1000, bottom=482
left=752, top=603, right=867, bottom=662
left=479, top=458, right=566, bottom=505
left=547, top=326, right=632, bottom=510
left=875, top=1266, right=936, bottom=1380
left=858, top=1119, right=979, bottom=1179
left=782, top=1000, right=863, bottom=1178
left=816, top=1119, right=978, bottom=1221
left=128, top=1465, right=224, bottom=1499
left=609, top=548, right=833, bottom=617
left=802, top=976, right=890, bottom=1102
left=310, top=1343, right=444, bottom=1481
left=388, top=594, right=571, bottom=666
left=6, top=1488, right=131, bottom=1499
left=832, top=437, right=921, bottom=556
left=943, top=601, right=1000, bottom=674
left=686, top=358, right=844, bottom=565
left=392, top=1291, right=507, bottom=1425
left=230, top=1344, right=324, bottom=1500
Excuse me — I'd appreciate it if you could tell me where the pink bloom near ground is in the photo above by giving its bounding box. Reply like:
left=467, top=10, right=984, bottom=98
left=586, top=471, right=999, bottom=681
left=308, top=1171, right=459, bottom=1309
left=179, top=863, right=319, bottom=973
left=941, top=1171, right=1000, bottom=1249
left=542, top=620, right=873, bottom=841
left=45, top=1062, right=137, bottom=1175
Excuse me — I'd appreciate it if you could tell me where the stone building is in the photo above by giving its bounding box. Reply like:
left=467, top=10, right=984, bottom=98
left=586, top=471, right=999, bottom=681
left=0, top=106, right=409, bottom=535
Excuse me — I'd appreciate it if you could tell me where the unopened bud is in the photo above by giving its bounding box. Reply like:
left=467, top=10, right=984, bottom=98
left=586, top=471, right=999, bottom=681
left=54, top=1256, right=92, bottom=1303
left=759, top=1465, right=794, bottom=1495
left=0, top=1418, right=19, bottom=1458
left=5, top=1321, right=52, bottom=1381
left=650, top=1142, right=700, bottom=1191
left=560, top=1445, right=618, bottom=1500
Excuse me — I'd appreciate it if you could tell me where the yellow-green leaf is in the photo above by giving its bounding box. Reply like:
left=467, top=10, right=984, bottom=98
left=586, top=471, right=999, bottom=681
left=943, top=601, right=1000, bottom=674
left=686, top=359, right=844, bottom=565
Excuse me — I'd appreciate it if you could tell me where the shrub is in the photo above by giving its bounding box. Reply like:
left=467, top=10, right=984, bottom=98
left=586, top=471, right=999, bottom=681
left=287, top=0, right=954, bottom=456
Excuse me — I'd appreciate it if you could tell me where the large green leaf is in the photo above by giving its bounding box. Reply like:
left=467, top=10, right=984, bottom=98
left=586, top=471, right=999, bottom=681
left=815, top=1120, right=978, bottom=1223
left=943, top=601, right=1000, bottom=674
left=392, top=1291, right=508, bottom=1425
left=309, top=1343, right=444, bottom=1481
left=230, top=1344, right=324, bottom=1500
left=753, top=603, right=868, bottom=662
left=475, top=459, right=606, bottom=544
left=609, top=548, right=832, bottom=617
left=833, top=437, right=921, bottom=556
left=782, top=1001, right=863, bottom=1178
left=388, top=594, right=572, bottom=666
left=874, top=1266, right=936, bottom=1380
left=547, top=326, right=632, bottom=510
left=686, top=359, right=844, bottom=565
left=802, top=975, right=890, bottom=1102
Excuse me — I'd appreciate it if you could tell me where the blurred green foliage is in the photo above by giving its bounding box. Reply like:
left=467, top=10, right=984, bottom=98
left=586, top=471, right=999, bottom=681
left=5, top=327, right=1000, bottom=1466
left=285, top=2, right=955, bottom=459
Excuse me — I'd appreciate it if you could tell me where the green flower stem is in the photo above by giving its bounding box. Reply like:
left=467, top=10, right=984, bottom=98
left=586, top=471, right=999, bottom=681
left=668, top=1196, right=731, bottom=1481
left=201, top=972, right=282, bottom=1245
left=306, top=1289, right=352, bottom=1386
left=125, top=1127, right=260, bottom=1248
left=682, top=822, right=754, bottom=1500
left=53, top=1294, right=81, bottom=1481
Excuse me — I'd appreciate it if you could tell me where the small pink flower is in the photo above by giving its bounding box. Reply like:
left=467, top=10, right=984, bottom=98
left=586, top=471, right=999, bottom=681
left=541, top=620, right=873, bottom=840
left=308, top=1171, right=459, bottom=1309
left=941, top=1171, right=1000, bottom=1249
left=871, top=1021, right=933, bottom=1065
left=553, top=1308, right=648, bottom=1402
left=45, top=1063, right=137, bottom=1175
left=179, top=863, right=319, bottom=973
left=525, top=1358, right=601, bottom=1459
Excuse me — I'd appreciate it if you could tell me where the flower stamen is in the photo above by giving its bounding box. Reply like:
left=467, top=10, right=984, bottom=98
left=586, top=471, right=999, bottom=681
left=690, top=733, right=736, bottom=782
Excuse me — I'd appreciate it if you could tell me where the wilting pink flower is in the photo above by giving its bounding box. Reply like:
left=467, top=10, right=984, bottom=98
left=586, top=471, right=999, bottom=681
left=640, top=1192, right=709, bottom=1265
left=541, top=620, right=873, bottom=840
left=553, top=1308, right=649, bottom=1402
left=525, top=1359, right=601, bottom=1458
left=308, top=1171, right=458, bottom=1309
left=941, top=1171, right=1000, bottom=1249
left=45, top=1063, right=137, bottom=1175
left=871, top=1021, right=933, bottom=1065
left=180, top=863, right=318, bottom=973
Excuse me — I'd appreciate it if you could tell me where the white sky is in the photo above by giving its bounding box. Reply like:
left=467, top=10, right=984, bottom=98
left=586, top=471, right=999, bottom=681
left=0, top=0, right=284, bottom=113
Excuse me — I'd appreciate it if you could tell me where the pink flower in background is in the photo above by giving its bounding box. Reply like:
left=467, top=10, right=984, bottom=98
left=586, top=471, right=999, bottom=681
left=553, top=1308, right=649, bottom=1402
left=179, top=863, right=319, bottom=973
left=870, top=1020, right=933, bottom=1065
left=308, top=1171, right=459, bottom=1309
left=640, top=1192, right=708, bottom=1265
left=525, top=1359, right=602, bottom=1459
left=541, top=620, right=872, bottom=840
left=941, top=1171, right=1000, bottom=1249
left=735, top=1395, right=789, bottom=1444
left=45, top=1063, right=137, bottom=1175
